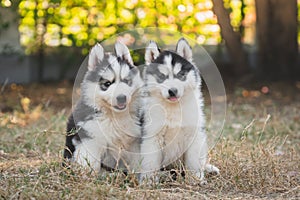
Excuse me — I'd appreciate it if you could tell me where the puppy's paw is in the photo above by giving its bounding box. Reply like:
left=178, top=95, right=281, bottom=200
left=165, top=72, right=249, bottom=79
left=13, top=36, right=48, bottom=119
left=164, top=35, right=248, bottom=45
left=200, top=179, right=208, bottom=186
left=205, top=164, right=220, bottom=175
left=139, top=173, right=159, bottom=186
left=189, top=171, right=207, bottom=186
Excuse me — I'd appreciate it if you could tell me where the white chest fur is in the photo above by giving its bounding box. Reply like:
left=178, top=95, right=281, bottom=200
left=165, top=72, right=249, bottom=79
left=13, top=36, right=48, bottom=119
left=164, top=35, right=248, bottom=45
left=78, top=112, right=138, bottom=148
left=72, top=108, right=141, bottom=171
left=142, top=89, right=205, bottom=166
left=143, top=89, right=204, bottom=136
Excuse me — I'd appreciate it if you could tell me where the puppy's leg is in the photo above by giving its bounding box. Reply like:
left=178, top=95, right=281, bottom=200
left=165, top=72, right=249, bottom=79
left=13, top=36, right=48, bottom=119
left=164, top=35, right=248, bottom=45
left=139, top=137, right=162, bottom=184
left=184, top=132, right=208, bottom=184
left=74, top=141, right=103, bottom=173
left=124, top=139, right=141, bottom=173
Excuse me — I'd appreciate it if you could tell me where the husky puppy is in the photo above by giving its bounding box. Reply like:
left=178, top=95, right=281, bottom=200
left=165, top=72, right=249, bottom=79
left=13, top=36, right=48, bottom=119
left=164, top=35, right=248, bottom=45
left=64, top=42, right=143, bottom=173
left=140, top=38, right=219, bottom=183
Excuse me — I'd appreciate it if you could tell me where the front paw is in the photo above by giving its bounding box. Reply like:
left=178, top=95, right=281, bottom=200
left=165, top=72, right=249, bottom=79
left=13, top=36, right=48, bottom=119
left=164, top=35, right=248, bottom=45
left=139, top=173, right=159, bottom=185
left=195, top=171, right=205, bottom=183
left=184, top=171, right=207, bottom=186
left=205, top=164, right=220, bottom=175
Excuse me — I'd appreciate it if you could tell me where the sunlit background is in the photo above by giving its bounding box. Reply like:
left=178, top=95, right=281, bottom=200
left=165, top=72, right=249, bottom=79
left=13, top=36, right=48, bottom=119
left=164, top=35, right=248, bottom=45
left=0, top=0, right=299, bottom=82
left=2, top=0, right=258, bottom=54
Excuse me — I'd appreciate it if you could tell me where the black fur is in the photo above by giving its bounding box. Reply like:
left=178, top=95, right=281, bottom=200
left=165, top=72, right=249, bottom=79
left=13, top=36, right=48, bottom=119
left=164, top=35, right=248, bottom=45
left=63, top=101, right=96, bottom=162
left=146, top=50, right=195, bottom=83
left=63, top=114, right=80, bottom=160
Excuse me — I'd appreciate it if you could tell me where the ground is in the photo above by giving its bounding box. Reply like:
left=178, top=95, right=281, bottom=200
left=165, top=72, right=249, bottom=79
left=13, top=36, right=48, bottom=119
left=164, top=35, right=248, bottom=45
left=0, top=81, right=299, bottom=199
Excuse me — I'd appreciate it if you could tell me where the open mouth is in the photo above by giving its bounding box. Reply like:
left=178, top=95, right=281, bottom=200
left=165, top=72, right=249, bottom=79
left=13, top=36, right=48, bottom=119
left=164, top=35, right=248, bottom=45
left=113, top=104, right=127, bottom=110
left=167, top=96, right=179, bottom=102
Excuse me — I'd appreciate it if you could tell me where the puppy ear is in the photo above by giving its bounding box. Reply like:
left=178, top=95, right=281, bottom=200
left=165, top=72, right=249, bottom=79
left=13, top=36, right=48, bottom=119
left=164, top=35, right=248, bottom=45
left=88, top=43, right=104, bottom=71
left=176, top=38, right=193, bottom=62
left=145, top=41, right=160, bottom=65
left=114, top=41, right=133, bottom=65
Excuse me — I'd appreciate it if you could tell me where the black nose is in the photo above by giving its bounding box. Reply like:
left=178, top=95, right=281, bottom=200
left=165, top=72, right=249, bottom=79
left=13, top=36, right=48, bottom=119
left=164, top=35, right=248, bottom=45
left=168, top=88, right=178, bottom=97
left=116, top=94, right=127, bottom=104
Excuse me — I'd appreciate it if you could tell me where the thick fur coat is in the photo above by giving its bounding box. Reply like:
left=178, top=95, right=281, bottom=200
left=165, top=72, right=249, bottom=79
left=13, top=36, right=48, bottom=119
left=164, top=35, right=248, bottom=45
left=63, top=42, right=143, bottom=173
left=139, top=38, right=218, bottom=183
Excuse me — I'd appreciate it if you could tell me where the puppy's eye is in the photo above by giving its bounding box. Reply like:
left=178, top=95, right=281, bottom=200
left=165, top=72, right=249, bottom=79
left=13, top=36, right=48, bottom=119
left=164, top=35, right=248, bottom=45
left=123, top=79, right=132, bottom=86
left=100, top=80, right=112, bottom=91
left=156, top=74, right=166, bottom=83
left=158, top=74, right=165, bottom=79
left=176, top=71, right=186, bottom=81
left=104, top=81, right=111, bottom=87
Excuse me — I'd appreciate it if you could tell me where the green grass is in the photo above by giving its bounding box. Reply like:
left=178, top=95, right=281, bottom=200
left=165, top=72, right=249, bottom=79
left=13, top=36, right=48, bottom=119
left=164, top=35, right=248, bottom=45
left=0, top=82, right=299, bottom=199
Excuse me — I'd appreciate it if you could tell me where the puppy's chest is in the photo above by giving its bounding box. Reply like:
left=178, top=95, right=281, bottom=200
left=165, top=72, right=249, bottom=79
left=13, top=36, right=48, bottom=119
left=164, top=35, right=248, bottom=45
left=163, top=105, right=196, bottom=128
left=79, top=114, right=136, bottom=147
left=153, top=104, right=201, bottom=142
left=159, top=112, right=192, bottom=138
left=165, top=110, right=183, bottom=127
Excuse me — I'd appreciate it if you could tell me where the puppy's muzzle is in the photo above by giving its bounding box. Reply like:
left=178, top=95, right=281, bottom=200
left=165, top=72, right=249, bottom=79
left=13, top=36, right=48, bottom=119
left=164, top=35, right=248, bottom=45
left=114, top=94, right=127, bottom=110
left=168, top=88, right=179, bottom=102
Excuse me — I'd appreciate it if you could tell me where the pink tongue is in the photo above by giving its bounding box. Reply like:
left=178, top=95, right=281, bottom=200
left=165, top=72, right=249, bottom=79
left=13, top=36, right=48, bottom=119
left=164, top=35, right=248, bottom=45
left=117, top=104, right=125, bottom=108
left=169, top=97, right=178, bottom=101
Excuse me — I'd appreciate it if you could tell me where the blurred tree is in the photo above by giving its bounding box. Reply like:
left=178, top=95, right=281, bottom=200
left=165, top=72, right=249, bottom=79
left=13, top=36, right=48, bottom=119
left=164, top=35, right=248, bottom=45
left=255, top=0, right=299, bottom=80
left=2, top=0, right=299, bottom=81
left=212, top=0, right=249, bottom=76
left=17, top=0, right=224, bottom=54
left=0, top=0, right=21, bottom=54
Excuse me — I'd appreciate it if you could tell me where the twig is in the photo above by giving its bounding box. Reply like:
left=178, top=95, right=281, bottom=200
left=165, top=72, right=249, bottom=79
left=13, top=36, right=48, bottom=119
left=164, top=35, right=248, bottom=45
left=256, top=114, right=271, bottom=145
left=0, top=78, right=9, bottom=95
left=240, top=119, right=256, bottom=140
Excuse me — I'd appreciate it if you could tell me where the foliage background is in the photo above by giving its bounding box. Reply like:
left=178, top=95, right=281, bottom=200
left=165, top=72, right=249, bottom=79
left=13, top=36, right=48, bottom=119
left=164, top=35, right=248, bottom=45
left=3, top=0, right=258, bottom=54
left=0, top=0, right=299, bottom=81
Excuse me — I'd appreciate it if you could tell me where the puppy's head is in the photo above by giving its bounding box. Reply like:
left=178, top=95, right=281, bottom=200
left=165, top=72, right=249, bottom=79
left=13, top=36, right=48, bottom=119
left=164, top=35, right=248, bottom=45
left=144, top=38, right=199, bottom=103
left=83, top=42, right=142, bottom=112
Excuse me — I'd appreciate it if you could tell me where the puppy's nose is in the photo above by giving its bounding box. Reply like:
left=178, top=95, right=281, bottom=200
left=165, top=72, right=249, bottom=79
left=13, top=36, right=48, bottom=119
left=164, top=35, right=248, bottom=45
left=116, top=94, right=127, bottom=104
left=168, top=88, right=178, bottom=97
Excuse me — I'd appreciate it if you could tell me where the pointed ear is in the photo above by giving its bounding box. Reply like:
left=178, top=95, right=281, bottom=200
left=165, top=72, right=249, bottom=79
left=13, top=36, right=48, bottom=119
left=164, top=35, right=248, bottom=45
left=176, top=38, right=193, bottom=62
left=114, top=41, right=133, bottom=65
left=88, top=43, right=104, bottom=71
left=145, top=41, right=160, bottom=65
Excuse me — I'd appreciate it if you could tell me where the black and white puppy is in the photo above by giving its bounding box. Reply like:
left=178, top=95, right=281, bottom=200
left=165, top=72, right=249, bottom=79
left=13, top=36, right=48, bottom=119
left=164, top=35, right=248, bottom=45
left=64, top=42, right=143, bottom=173
left=140, top=38, right=219, bottom=183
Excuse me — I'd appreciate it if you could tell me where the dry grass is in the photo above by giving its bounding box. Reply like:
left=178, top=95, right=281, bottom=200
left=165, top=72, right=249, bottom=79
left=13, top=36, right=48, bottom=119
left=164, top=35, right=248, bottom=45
left=0, top=82, right=299, bottom=199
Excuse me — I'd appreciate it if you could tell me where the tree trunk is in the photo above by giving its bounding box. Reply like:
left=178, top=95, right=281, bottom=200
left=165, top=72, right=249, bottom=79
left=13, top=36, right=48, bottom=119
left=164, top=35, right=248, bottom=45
left=255, top=0, right=298, bottom=80
left=212, top=0, right=249, bottom=76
